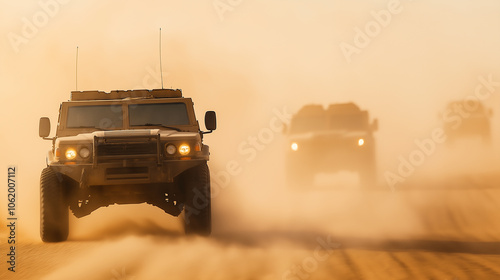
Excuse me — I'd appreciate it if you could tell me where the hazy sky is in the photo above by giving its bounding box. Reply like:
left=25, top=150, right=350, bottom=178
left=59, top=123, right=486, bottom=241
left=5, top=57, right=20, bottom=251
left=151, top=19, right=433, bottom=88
left=2, top=0, right=500, bottom=165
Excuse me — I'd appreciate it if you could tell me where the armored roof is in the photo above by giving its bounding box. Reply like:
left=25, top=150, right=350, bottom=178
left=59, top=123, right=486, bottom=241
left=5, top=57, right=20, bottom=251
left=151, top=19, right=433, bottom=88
left=70, top=89, right=182, bottom=101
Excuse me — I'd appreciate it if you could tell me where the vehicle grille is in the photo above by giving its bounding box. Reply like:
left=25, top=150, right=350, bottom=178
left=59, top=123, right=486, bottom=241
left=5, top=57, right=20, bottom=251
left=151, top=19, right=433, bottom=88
left=94, top=135, right=160, bottom=164
left=97, top=142, right=157, bottom=156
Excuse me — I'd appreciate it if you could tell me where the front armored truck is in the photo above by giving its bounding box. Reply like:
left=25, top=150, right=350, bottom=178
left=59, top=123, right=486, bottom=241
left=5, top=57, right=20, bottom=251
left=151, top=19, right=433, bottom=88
left=39, top=89, right=216, bottom=242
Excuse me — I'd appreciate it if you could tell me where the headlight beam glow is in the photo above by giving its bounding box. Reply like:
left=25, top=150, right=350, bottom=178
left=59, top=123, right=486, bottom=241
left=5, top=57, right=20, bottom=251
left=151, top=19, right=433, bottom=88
left=179, top=144, right=190, bottom=155
left=65, top=148, right=77, bottom=160
left=358, top=138, right=365, bottom=146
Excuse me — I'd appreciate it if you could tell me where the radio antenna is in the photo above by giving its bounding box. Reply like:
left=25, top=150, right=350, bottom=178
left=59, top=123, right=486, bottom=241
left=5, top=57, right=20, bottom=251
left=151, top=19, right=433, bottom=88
left=159, top=28, right=164, bottom=89
left=75, top=46, right=79, bottom=91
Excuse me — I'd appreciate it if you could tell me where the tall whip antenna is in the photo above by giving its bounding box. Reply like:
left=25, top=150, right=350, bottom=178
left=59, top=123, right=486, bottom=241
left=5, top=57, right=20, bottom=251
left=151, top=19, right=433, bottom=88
left=75, top=46, right=79, bottom=91
left=159, top=28, right=164, bottom=89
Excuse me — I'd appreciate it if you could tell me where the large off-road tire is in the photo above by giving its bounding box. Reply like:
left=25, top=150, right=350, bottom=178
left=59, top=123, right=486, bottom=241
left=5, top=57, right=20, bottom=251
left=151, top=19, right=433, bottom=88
left=40, top=167, right=69, bottom=242
left=182, top=163, right=211, bottom=236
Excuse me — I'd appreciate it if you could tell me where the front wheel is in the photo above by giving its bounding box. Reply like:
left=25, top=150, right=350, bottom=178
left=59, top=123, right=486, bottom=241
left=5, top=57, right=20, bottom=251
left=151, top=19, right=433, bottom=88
left=182, top=163, right=211, bottom=236
left=40, top=168, right=69, bottom=242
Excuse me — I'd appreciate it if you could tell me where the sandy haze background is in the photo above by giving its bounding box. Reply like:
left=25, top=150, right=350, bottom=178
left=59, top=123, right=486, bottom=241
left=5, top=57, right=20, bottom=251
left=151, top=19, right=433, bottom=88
left=1, top=0, right=500, bottom=279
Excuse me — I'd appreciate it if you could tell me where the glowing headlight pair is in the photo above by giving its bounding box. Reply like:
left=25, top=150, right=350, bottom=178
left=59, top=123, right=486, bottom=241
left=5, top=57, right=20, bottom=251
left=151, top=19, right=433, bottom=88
left=165, top=144, right=191, bottom=156
left=291, top=139, right=364, bottom=151
left=64, top=147, right=90, bottom=160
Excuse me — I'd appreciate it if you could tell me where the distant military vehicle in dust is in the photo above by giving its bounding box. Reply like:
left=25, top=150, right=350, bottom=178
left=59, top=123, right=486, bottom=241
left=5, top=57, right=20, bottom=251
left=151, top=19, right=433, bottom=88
left=442, top=100, right=492, bottom=144
left=285, top=102, right=378, bottom=187
left=39, top=89, right=216, bottom=242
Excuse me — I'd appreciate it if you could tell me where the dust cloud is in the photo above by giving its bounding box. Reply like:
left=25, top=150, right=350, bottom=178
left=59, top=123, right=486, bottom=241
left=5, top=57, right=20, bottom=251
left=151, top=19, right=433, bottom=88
left=1, top=0, right=500, bottom=279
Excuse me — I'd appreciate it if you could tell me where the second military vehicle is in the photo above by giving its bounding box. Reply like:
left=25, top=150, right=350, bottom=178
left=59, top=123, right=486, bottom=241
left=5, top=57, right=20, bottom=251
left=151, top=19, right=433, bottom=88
left=285, top=102, right=378, bottom=187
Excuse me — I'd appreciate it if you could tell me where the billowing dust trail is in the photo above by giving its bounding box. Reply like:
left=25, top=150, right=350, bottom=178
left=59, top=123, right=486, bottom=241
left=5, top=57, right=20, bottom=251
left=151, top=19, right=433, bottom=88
left=2, top=171, right=500, bottom=280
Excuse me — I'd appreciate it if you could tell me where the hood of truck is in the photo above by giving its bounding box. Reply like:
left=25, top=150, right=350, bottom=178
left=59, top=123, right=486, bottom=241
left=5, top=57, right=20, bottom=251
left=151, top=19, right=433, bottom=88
left=55, top=129, right=200, bottom=144
left=289, top=130, right=372, bottom=141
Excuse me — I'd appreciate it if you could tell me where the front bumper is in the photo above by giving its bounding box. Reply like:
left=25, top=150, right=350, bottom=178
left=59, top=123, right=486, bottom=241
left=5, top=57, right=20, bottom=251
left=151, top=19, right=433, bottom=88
left=50, top=158, right=207, bottom=186
left=287, top=148, right=373, bottom=171
left=50, top=133, right=210, bottom=186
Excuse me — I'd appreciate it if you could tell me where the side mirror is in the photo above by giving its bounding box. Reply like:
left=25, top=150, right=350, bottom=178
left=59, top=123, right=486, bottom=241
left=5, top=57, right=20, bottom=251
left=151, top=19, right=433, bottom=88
left=371, top=119, right=379, bottom=132
left=39, top=117, right=51, bottom=138
left=205, top=111, right=217, bottom=131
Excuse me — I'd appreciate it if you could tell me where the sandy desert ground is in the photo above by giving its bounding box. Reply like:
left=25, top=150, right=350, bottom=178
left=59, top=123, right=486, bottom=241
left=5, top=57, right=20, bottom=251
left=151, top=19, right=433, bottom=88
left=2, top=149, right=500, bottom=280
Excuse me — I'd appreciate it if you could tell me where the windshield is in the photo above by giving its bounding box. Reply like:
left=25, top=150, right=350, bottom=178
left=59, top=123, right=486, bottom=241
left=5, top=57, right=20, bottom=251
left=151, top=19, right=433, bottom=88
left=329, top=114, right=368, bottom=130
left=291, top=114, right=368, bottom=133
left=129, top=103, right=190, bottom=126
left=290, top=116, right=327, bottom=134
left=67, top=105, right=123, bottom=129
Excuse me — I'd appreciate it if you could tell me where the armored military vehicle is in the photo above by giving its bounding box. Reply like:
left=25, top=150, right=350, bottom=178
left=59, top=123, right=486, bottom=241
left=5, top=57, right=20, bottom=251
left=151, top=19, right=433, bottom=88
left=443, top=100, right=492, bottom=144
left=285, top=102, right=378, bottom=187
left=39, top=89, right=216, bottom=242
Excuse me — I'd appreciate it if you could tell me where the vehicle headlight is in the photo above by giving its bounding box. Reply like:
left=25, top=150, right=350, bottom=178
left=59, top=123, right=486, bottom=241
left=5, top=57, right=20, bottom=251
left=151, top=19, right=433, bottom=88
left=79, top=147, right=90, bottom=158
left=65, top=148, right=77, bottom=160
left=166, top=144, right=177, bottom=155
left=291, top=142, right=299, bottom=151
left=179, top=144, right=190, bottom=155
left=358, top=138, right=365, bottom=146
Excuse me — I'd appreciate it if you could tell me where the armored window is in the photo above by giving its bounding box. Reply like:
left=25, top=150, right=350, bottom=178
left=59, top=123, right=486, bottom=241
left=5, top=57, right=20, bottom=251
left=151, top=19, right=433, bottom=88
left=329, top=113, right=368, bottom=130
left=67, top=105, right=123, bottom=129
left=129, top=103, right=190, bottom=126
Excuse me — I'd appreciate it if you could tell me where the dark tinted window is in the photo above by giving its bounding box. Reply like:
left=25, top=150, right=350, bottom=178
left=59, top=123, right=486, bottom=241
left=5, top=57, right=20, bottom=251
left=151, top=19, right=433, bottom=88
left=67, top=105, right=123, bottom=129
left=129, top=103, right=190, bottom=126
left=329, top=114, right=368, bottom=130
left=291, top=116, right=327, bottom=133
